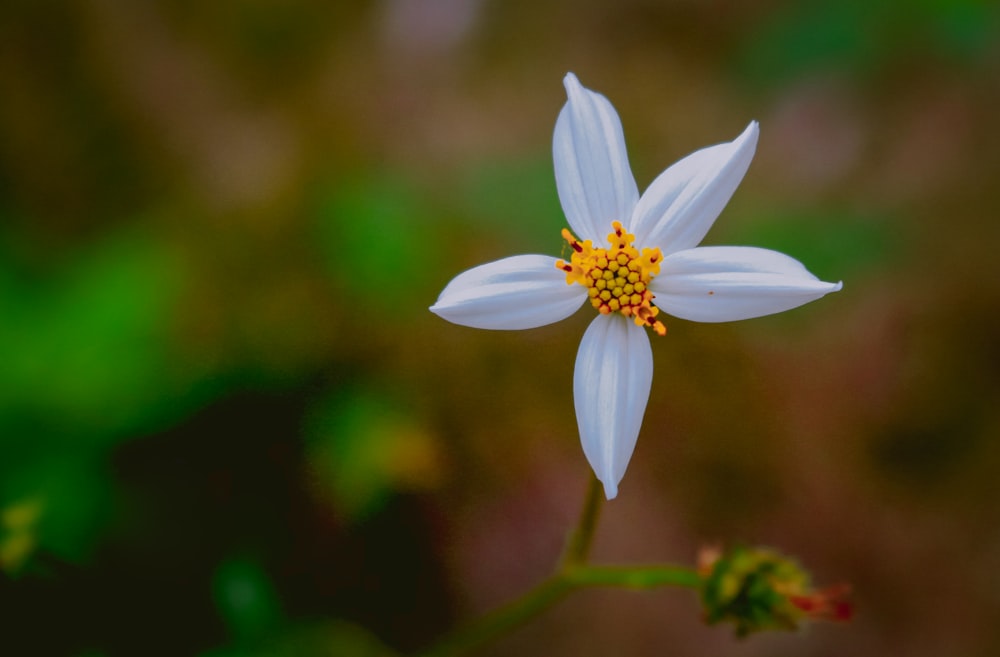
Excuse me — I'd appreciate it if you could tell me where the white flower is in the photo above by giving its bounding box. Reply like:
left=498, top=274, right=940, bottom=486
left=430, top=73, right=842, bottom=500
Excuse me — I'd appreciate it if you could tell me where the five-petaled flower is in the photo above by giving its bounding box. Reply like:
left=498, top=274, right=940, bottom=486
left=430, top=73, right=842, bottom=499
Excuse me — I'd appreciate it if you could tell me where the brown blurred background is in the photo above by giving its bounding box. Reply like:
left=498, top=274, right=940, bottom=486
left=1, top=0, right=999, bottom=655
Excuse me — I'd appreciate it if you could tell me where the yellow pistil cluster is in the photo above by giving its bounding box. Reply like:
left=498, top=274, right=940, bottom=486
left=556, top=221, right=666, bottom=336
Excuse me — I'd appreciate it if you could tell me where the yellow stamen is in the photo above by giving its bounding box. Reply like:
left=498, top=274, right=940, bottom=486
left=557, top=221, right=667, bottom=336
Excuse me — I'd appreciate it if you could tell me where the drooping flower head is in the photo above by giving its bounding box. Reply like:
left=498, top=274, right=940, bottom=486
left=431, top=73, right=842, bottom=499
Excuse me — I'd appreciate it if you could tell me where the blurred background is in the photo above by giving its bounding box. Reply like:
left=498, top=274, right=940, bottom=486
left=1, top=0, right=999, bottom=655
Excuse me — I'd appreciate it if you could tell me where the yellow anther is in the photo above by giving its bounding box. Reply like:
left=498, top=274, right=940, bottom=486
left=556, top=223, right=667, bottom=336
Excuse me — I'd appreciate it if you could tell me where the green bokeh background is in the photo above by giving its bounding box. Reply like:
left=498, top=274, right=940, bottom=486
left=1, top=1, right=999, bottom=655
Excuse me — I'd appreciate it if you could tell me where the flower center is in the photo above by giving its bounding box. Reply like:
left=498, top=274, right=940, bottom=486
left=556, top=221, right=666, bottom=335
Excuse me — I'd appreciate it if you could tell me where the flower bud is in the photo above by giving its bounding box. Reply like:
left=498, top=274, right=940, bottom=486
left=698, top=545, right=851, bottom=637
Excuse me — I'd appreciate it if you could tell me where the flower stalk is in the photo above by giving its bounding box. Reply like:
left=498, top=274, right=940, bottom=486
left=413, top=485, right=850, bottom=657
left=561, top=475, right=603, bottom=568
left=415, top=565, right=700, bottom=657
left=413, top=477, right=700, bottom=657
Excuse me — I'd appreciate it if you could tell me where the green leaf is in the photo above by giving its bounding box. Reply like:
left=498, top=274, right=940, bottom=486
left=313, top=172, right=441, bottom=314
left=303, top=389, right=442, bottom=522
left=213, top=556, right=284, bottom=645
left=0, top=229, right=185, bottom=435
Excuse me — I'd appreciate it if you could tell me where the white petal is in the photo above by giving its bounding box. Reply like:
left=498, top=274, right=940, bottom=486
left=553, top=73, right=639, bottom=242
left=630, top=122, right=759, bottom=254
left=649, top=246, right=843, bottom=323
left=573, top=315, right=653, bottom=500
left=430, top=254, right=587, bottom=330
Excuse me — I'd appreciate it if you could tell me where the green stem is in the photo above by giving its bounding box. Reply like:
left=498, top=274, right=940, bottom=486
left=563, top=564, right=703, bottom=590
left=414, top=576, right=572, bottom=657
left=413, top=476, right=701, bottom=657
left=414, top=564, right=700, bottom=657
left=560, top=476, right=603, bottom=568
